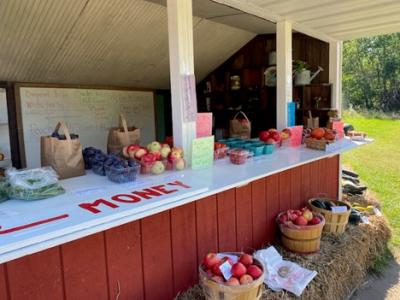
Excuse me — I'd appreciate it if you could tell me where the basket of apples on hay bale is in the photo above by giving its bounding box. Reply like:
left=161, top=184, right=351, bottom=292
left=277, top=208, right=325, bottom=254
left=199, top=252, right=265, bottom=300
left=304, top=127, right=337, bottom=151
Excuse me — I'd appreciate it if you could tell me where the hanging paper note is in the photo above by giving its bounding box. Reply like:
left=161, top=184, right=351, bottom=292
left=191, top=136, right=214, bottom=170
left=196, top=113, right=213, bottom=137
left=332, top=121, right=344, bottom=139
left=183, top=74, right=198, bottom=122
left=290, top=125, right=303, bottom=147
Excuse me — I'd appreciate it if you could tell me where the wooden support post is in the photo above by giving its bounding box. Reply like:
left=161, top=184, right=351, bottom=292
left=329, top=41, right=343, bottom=199
left=329, top=41, right=343, bottom=116
left=276, top=21, right=292, bottom=130
left=167, top=0, right=197, bottom=162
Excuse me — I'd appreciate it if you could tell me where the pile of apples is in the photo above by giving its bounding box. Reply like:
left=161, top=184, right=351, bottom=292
left=278, top=207, right=322, bottom=226
left=202, top=253, right=263, bottom=286
left=122, top=142, right=185, bottom=175
left=259, top=128, right=291, bottom=145
left=309, top=128, right=336, bottom=141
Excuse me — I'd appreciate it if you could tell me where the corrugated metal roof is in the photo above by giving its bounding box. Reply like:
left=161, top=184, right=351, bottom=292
left=216, top=0, right=400, bottom=40
left=0, top=0, right=255, bottom=88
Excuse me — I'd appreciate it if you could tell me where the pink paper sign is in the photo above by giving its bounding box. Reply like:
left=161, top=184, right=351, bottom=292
left=332, top=121, right=344, bottom=139
left=196, top=113, right=212, bottom=138
left=290, top=125, right=303, bottom=147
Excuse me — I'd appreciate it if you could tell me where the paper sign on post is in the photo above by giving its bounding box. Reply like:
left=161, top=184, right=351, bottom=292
left=332, top=121, right=344, bottom=139
left=290, top=125, right=303, bottom=147
left=196, top=113, right=212, bottom=137
left=191, top=136, right=214, bottom=170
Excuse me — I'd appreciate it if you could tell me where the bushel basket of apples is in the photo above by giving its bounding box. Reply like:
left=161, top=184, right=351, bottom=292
left=200, top=252, right=265, bottom=300
left=277, top=208, right=325, bottom=254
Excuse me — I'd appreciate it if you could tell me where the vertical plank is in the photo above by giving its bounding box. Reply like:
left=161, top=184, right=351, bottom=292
left=278, top=170, right=291, bottom=211
left=266, top=174, right=280, bottom=243
left=235, top=184, right=253, bottom=253
left=105, top=222, right=144, bottom=300
left=301, top=162, right=312, bottom=202
left=6, top=247, right=64, bottom=300
left=217, top=189, right=237, bottom=252
left=251, top=179, right=268, bottom=249
left=326, top=156, right=339, bottom=199
left=141, top=211, right=173, bottom=300
left=196, top=195, right=218, bottom=262
left=309, top=160, right=321, bottom=198
left=291, top=166, right=303, bottom=208
left=62, top=233, right=109, bottom=300
left=0, top=265, right=9, bottom=300
left=171, top=202, right=197, bottom=295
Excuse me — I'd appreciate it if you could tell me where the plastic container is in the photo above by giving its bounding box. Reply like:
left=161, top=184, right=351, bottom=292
left=92, top=161, right=106, bottom=176
left=107, top=162, right=140, bottom=183
left=263, top=144, right=275, bottom=155
left=250, top=144, right=264, bottom=156
left=229, top=149, right=251, bottom=165
left=214, top=147, right=229, bottom=160
left=0, top=178, right=10, bottom=202
left=140, top=160, right=156, bottom=174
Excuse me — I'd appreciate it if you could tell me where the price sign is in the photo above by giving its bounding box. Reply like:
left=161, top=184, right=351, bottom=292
left=191, top=136, right=214, bottom=170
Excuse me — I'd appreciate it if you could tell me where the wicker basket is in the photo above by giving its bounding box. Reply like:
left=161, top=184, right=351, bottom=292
left=304, top=137, right=335, bottom=151
left=277, top=212, right=325, bottom=254
left=199, top=253, right=264, bottom=300
left=308, top=198, right=351, bottom=234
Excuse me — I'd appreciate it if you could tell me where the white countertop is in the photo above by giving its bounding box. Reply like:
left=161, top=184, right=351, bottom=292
left=0, top=138, right=371, bottom=263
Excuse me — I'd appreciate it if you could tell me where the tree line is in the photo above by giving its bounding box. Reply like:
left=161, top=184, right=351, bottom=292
left=343, top=33, right=400, bottom=112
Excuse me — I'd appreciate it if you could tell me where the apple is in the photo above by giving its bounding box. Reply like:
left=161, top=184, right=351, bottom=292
left=239, top=254, right=253, bottom=267
left=122, top=146, right=130, bottom=158
left=302, top=209, right=313, bottom=221
left=278, top=213, right=288, bottom=224
left=134, top=148, right=148, bottom=160
left=294, top=216, right=308, bottom=226
left=147, top=141, right=161, bottom=152
left=324, top=132, right=336, bottom=141
left=203, top=253, right=221, bottom=269
left=160, top=146, right=171, bottom=159
left=282, top=128, right=292, bottom=137
left=268, top=128, right=278, bottom=134
left=259, top=131, right=270, bottom=142
left=151, top=161, right=165, bottom=175
left=226, top=277, right=240, bottom=286
left=211, top=275, right=224, bottom=284
left=265, top=138, right=276, bottom=145
left=294, top=210, right=302, bottom=216
left=142, top=153, right=157, bottom=163
left=168, top=150, right=182, bottom=162
left=280, top=132, right=290, bottom=140
left=239, top=274, right=253, bottom=285
left=231, top=262, right=247, bottom=278
left=161, top=143, right=171, bottom=149
left=309, top=216, right=321, bottom=225
left=271, top=132, right=281, bottom=142
left=247, top=265, right=263, bottom=279
left=287, top=211, right=298, bottom=221
left=171, top=147, right=183, bottom=155
left=212, top=263, right=223, bottom=276
left=311, top=128, right=325, bottom=139
left=152, top=151, right=161, bottom=160
left=174, top=158, right=185, bottom=171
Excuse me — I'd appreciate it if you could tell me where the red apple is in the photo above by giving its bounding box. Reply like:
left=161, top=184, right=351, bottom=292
left=268, top=128, right=278, bottom=134
left=247, top=265, right=263, bottom=279
left=134, top=148, right=148, bottom=160
left=203, top=253, right=221, bottom=269
left=239, top=254, right=253, bottom=267
left=309, top=216, right=321, bottom=225
left=302, top=209, right=313, bottom=221
left=212, top=263, right=223, bottom=276
left=239, top=274, right=253, bottom=285
left=271, top=132, right=281, bottom=142
left=278, top=213, right=288, bottom=224
left=231, top=262, right=247, bottom=278
left=211, top=275, right=224, bottom=284
left=226, top=277, right=240, bottom=286
left=287, top=211, right=298, bottom=221
left=282, top=128, right=292, bottom=137
left=152, top=151, right=161, bottom=160
left=294, top=210, right=302, bottom=217
left=259, top=131, right=270, bottom=142
left=294, top=216, right=308, bottom=226
left=265, top=138, right=276, bottom=145
left=142, top=153, right=157, bottom=163
left=311, top=128, right=325, bottom=139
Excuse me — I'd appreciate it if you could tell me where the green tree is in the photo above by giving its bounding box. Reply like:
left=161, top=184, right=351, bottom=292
left=343, top=33, right=400, bottom=112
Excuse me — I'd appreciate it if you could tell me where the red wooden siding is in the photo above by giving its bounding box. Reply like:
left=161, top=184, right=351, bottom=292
left=0, top=156, right=339, bottom=300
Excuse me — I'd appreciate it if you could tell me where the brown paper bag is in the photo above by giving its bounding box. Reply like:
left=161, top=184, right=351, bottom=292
left=41, top=122, right=85, bottom=179
left=107, top=114, right=140, bottom=154
left=230, top=111, right=251, bottom=139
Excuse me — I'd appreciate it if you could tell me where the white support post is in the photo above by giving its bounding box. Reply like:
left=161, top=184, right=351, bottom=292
left=276, top=21, right=292, bottom=130
left=167, top=0, right=197, bottom=162
left=329, top=41, right=343, bottom=116
left=329, top=41, right=343, bottom=200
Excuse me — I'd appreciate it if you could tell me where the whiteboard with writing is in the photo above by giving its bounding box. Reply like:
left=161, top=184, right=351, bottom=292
left=19, top=87, right=156, bottom=169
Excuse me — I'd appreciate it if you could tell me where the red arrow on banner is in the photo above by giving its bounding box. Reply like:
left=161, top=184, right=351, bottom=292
left=0, top=214, right=69, bottom=235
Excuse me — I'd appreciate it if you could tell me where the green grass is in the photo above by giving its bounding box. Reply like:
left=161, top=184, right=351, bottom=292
left=342, top=111, right=400, bottom=248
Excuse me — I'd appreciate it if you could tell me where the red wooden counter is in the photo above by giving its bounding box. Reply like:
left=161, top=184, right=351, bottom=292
left=0, top=140, right=367, bottom=300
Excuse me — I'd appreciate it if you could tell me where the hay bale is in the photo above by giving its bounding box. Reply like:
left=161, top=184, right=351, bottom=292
left=177, top=216, right=391, bottom=300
